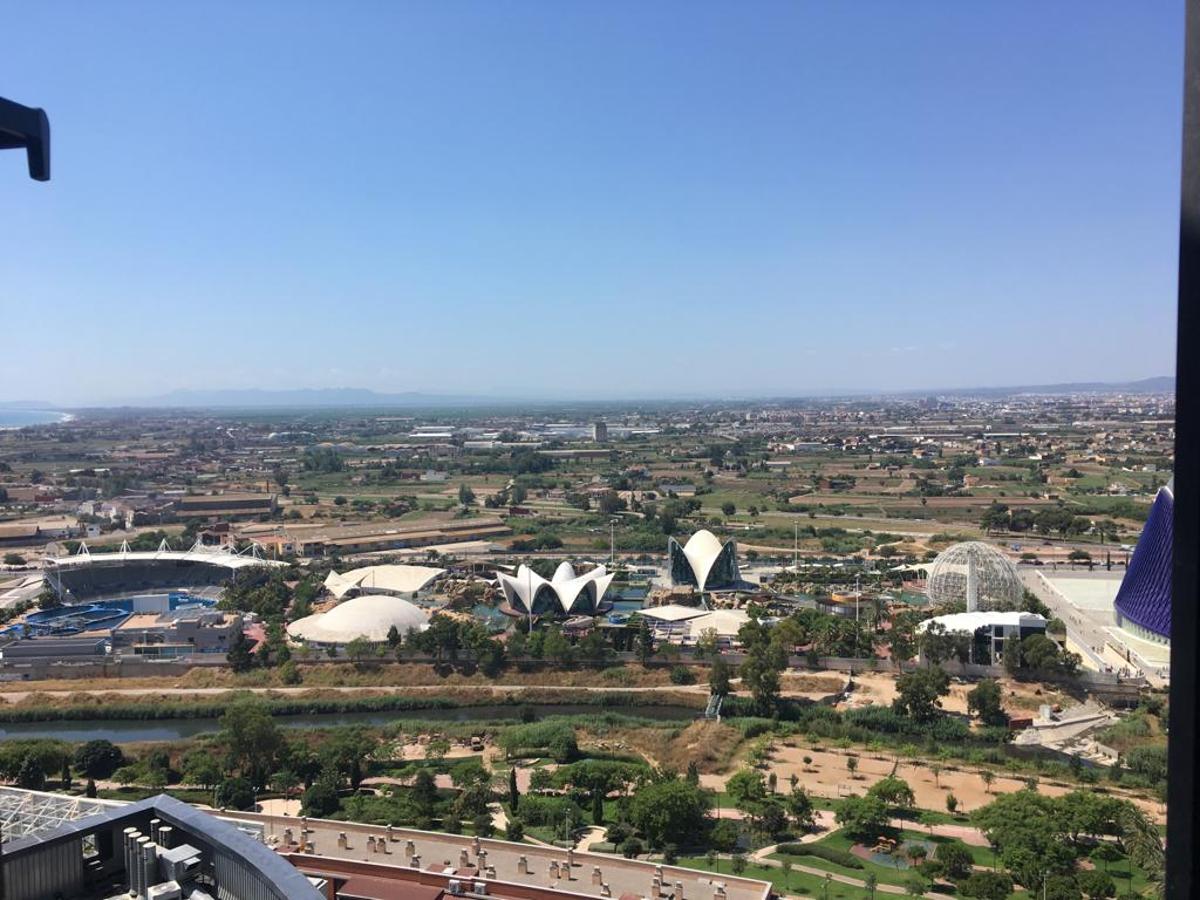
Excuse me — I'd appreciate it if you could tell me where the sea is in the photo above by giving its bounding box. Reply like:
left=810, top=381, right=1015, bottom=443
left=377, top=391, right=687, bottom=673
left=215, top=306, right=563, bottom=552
left=0, top=409, right=70, bottom=429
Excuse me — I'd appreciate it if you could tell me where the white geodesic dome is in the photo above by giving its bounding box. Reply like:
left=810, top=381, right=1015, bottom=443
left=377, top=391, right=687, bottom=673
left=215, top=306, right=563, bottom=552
left=925, top=541, right=1023, bottom=611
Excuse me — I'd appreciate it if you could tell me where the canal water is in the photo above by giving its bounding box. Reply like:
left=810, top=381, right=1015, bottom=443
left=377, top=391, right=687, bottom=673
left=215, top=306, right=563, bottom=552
left=0, top=703, right=700, bottom=743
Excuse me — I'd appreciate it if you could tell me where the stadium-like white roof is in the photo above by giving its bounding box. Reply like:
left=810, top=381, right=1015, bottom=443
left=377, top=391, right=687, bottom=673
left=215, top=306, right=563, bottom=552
left=496, top=562, right=614, bottom=615
left=44, top=541, right=281, bottom=571
left=323, top=564, right=445, bottom=599
left=916, top=611, right=1046, bottom=634
left=287, top=594, right=430, bottom=644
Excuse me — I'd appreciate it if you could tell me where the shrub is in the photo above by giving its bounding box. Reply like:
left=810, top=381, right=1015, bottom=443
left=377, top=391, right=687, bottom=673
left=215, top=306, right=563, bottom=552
left=621, top=836, right=644, bottom=858
left=776, top=843, right=864, bottom=870
left=669, top=666, right=696, bottom=685
left=74, top=739, right=125, bottom=780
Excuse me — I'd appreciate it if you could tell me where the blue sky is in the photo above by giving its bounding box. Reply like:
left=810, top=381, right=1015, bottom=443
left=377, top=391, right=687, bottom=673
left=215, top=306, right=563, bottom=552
left=1, top=2, right=1184, bottom=404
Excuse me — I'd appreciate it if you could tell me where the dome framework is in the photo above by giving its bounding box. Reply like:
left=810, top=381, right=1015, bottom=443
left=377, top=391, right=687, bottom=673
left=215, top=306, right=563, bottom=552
left=925, top=541, right=1023, bottom=612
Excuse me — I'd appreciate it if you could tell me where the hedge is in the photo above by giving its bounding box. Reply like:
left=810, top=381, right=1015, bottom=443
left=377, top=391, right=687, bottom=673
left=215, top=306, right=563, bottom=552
left=776, top=843, right=865, bottom=869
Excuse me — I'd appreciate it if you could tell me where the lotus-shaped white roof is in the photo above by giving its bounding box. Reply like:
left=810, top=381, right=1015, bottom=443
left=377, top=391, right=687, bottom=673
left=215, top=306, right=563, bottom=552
left=496, top=562, right=614, bottom=615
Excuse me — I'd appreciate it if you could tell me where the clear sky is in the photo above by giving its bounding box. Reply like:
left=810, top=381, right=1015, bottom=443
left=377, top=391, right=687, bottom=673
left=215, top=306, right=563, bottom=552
left=1, top=2, right=1184, bottom=405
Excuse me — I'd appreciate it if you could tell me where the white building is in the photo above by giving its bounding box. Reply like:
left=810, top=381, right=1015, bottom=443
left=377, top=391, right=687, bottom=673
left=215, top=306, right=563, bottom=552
left=916, top=611, right=1047, bottom=665
left=496, top=562, right=614, bottom=616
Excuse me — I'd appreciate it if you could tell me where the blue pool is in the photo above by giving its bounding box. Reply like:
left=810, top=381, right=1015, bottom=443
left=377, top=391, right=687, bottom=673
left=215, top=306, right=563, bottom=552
left=16, top=593, right=215, bottom=636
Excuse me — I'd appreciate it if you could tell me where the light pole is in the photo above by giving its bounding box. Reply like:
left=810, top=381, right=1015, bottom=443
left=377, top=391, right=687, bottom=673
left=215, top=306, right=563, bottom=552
left=610, top=519, right=617, bottom=567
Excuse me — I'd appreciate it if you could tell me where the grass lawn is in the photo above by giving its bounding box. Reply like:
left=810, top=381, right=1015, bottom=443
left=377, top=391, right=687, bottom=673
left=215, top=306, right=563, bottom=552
left=677, top=856, right=871, bottom=899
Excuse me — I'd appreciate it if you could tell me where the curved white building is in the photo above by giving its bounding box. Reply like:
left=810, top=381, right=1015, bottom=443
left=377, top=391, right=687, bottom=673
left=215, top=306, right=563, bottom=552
left=287, top=594, right=430, bottom=645
left=496, top=562, right=614, bottom=616
left=668, top=529, right=740, bottom=591
left=322, top=564, right=445, bottom=601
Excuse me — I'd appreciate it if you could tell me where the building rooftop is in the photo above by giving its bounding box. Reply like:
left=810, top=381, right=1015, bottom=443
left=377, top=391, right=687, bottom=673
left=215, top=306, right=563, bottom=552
left=234, top=814, right=770, bottom=900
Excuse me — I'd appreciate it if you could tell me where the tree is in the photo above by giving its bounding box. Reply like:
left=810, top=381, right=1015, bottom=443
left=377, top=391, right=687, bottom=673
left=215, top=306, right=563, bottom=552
left=215, top=777, right=256, bottom=810
left=473, top=813, right=495, bottom=838
left=709, top=819, right=739, bottom=853
left=271, top=769, right=300, bottom=801
left=505, top=818, right=524, bottom=841
left=627, top=778, right=711, bottom=850
left=958, top=872, right=1013, bottom=900
left=846, top=756, right=858, bottom=778
left=863, top=873, right=877, bottom=899
left=387, top=625, right=403, bottom=648
left=737, top=617, right=786, bottom=714
left=345, top=635, right=375, bottom=663
left=16, top=755, right=45, bottom=790
left=1077, top=870, right=1116, bottom=899
left=721, top=502, right=736, bottom=517
left=226, top=628, right=257, bottom=674
left=635, top=621, right=655, bottom=664
left=411, top=769, right=439, bottom=819
left=867, top=776, right=915, bottom=810
left=935, top=840, right=974, bottom=880
left=730, top=853, right=747, bottom=876
left=182, top=749, right=224, bottom=790
left=834, top=794, right=889, bottom=841
left=74, top=739, right=125, bottom=779
left=708, top=657, right=732, bottom=696
left=779, top=857, right=792, bottom=889
left=893, top=666, right=950, bottom=722
left=220, top=697, right=282, bottom=787
left=786, top=787, right=816, bottom=831
left=726, top=769, right=768, bottom=811
left=301, top=780, right=340, bottom=817
left=458, top=483, right=476, bottom=506
left=945, top=793, right=958, bottom=815
left=967, top=678, right=1008, bottom=726
left=980, top=770, right=994, bottom=793
left=508, top=766, right=520, bottom=811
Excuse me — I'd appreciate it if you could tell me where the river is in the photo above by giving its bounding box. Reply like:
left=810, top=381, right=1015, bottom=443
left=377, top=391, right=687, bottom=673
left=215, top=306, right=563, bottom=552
left=0, top=703, right=700, bottom=743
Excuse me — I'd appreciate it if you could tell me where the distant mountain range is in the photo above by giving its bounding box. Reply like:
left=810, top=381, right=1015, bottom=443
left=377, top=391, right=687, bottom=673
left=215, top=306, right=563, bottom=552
left=902, top=375, right=1176, bottom=398
left=3, top=376, right=1177, bottom=411
left=116, top=388, right=501, bottom=409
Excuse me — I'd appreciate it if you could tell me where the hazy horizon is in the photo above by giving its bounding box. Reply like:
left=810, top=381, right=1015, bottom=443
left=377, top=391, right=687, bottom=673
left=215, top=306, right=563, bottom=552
left=3, top=3, right=1183, bottom=404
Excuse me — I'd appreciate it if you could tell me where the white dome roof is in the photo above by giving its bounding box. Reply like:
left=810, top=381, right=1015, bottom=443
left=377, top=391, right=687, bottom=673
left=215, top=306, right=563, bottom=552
left=287, top=594, right=429, bottom=644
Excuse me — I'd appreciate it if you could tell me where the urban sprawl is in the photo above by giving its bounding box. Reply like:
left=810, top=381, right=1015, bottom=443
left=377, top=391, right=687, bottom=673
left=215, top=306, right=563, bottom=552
left=0, top=392, right=1173, bottom=900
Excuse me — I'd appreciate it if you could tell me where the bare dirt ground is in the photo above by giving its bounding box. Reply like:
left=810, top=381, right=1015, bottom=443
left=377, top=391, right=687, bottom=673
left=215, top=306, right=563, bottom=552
left=841, top=672, right=1074, bottom=717
left=699, top=742, right=1165, bottom=824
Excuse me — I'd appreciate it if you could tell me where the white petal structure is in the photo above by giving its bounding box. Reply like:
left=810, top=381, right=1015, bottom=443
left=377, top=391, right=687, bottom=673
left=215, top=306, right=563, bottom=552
left=496, top=562, right=615, bottom=615
left=668, top=529, right=740, bottom=591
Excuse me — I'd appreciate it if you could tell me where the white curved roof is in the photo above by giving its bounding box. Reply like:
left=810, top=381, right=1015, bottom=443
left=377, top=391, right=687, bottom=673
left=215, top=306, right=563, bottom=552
left=496, top=562, right=614, bottom=614
left=917, top=611, right=1046, bottom=634
left=287, top=594, right=429, bottom=643
left=670, top=529, right=739, bottom=591
left=44, top=543, right=282, bottom=571
left=323, top=564, right=445, bottom=599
